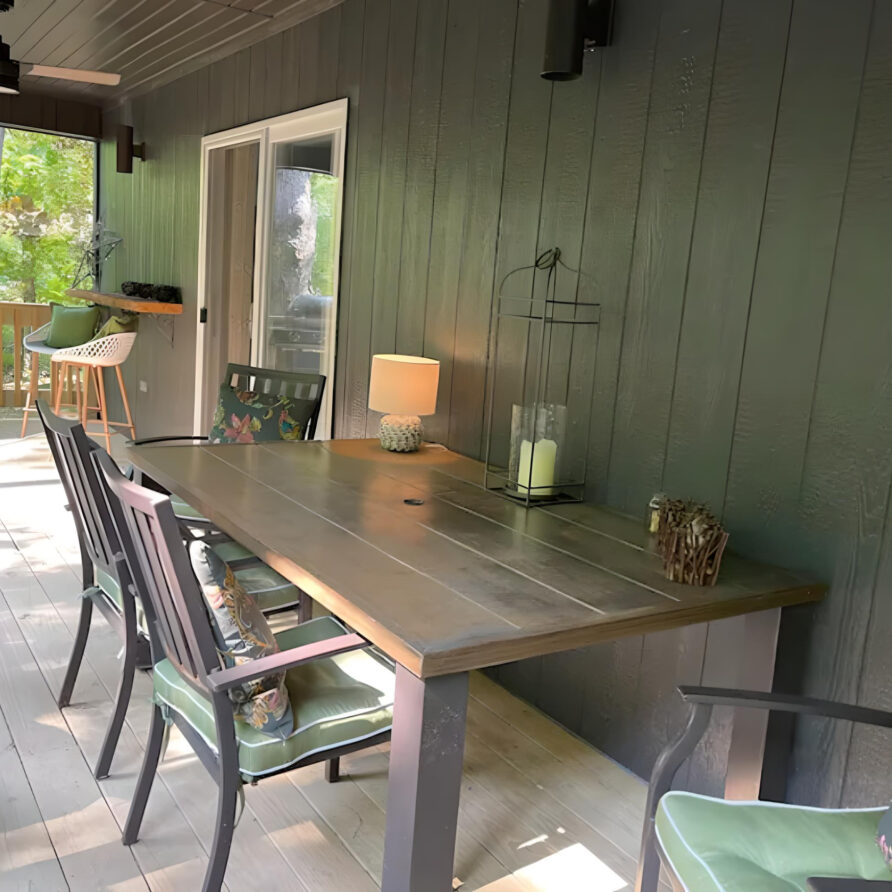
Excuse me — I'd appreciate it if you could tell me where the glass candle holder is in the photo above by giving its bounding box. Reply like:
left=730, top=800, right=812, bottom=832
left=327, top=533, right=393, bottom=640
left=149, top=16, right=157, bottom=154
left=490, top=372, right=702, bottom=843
left=508, top=403, right=567, bottom=499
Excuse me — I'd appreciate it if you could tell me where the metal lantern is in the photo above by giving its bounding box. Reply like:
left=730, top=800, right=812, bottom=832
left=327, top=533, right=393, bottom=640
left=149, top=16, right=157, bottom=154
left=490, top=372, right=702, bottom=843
left=483, top=249, right=599, bottom=507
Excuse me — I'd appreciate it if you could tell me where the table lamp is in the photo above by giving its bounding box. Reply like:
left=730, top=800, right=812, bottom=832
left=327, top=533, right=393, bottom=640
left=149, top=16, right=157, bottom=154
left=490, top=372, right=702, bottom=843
left=368, top=354, right=439, bottom=452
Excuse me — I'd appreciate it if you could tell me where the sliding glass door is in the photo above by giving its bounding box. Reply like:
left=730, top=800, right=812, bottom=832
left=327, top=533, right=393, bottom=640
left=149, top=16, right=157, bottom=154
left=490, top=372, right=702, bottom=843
left=195, top=100, right=347, bottom=438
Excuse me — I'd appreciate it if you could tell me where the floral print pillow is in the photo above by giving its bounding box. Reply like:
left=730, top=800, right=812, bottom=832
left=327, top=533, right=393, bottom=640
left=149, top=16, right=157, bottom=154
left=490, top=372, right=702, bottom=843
left=208, top=386, right=306, bottom=444
left=879, top=804, right=892, bottom=870
left=189, top=540, right=293, bottom=738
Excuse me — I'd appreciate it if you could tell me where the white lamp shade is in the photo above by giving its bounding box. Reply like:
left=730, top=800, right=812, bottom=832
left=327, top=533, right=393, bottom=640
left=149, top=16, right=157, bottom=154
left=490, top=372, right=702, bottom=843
left=368, top=354, right=440, bottom=416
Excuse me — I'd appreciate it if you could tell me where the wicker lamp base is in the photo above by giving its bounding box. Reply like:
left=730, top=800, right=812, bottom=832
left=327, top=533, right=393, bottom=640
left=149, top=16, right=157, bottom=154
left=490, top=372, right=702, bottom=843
left=378, top=414, right=423, bottom=452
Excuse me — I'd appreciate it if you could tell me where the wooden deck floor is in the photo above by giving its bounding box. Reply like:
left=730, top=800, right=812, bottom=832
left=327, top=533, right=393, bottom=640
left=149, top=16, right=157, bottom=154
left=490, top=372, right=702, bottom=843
left=0, top=422, right=649, bottom=892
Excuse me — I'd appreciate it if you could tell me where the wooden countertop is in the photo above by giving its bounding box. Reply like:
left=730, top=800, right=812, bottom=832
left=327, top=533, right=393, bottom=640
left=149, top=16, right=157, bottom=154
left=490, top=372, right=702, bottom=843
left=126, top=438, right=825, bottom=678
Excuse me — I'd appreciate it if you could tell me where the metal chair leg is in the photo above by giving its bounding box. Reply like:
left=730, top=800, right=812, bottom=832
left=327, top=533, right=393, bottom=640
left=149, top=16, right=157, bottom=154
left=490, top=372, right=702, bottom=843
left=202, top=763, right=239, bottom=891
left=122, top=703, right=166, bottom=846
left=58, top=594, right=93, bottom=708
left=635, top=703, right=713, bottom=892
left=325, top=757, right=340, bottom=783
left=94, top=611, right=137, bottom=780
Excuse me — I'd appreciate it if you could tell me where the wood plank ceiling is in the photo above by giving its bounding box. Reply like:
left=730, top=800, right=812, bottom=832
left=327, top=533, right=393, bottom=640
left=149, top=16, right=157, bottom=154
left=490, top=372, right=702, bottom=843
left=1, top=0, right=343, bottom=105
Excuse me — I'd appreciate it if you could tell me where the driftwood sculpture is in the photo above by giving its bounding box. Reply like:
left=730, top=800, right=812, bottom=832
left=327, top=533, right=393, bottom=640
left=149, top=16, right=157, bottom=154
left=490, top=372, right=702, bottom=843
left=657, top=499, right=729, bottom=586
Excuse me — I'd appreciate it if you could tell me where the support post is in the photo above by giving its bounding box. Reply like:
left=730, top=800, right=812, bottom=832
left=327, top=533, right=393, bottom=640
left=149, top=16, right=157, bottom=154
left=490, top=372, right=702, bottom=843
left=723, top=607, right=782, bottom=800
left=381, top=666, right=469, bottom=892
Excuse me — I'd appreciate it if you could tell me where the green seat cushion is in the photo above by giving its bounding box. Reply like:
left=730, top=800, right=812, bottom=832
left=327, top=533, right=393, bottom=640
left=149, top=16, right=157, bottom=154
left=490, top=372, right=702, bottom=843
left=97, top=549, right=297, bottom=623
left=655, top=791, right=890, bottom=891
left=95, top=566, right=149, bottom=635
left=152, top=617, right=394, bottom=779
left=229, top=560, right=301, bottom=611
left=211, top=539, right=258, bottom=564
left=170, top=493, right=208, bottom=522
left=45, top=303, right=101, bottom=348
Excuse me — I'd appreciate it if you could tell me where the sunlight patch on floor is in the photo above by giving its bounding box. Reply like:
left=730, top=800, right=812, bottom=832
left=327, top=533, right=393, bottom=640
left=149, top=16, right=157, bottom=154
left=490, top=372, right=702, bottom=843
left=477, top=843, right=628, bottom=892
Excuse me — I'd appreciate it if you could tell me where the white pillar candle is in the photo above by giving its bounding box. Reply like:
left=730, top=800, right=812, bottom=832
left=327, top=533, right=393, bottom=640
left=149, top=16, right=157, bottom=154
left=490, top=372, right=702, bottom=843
left=517, top=438, right=557, bottom=496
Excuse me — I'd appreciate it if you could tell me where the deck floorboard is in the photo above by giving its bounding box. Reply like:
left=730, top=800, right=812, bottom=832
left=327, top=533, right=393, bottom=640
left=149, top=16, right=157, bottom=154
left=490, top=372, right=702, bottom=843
left=0, top=429, right=652, bottom=891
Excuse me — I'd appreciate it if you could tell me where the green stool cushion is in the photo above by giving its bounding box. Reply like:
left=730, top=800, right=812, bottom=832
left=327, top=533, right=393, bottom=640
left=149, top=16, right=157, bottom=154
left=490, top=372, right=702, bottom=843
left=93, top=312, right=138, bottom=339
left=655, top=791, right=890, bottom=891
left=152, top=617, right=394, bottom=779
left=45, top=303, right=100, bottom=348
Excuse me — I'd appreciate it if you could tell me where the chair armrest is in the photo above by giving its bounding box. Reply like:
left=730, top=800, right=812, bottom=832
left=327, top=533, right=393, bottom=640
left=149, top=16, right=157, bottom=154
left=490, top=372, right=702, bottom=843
left=679, top=687, right=892, bottom=730
left=807, top=879, right=892, bottom=891
left=132, top=435, right=211, bottom=446
left=206, top=633, right=367, bottom=693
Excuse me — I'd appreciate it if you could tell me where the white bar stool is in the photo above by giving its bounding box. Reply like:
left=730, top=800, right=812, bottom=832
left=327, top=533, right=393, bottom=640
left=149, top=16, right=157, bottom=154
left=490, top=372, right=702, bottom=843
left=52, top=332, right=137, bottom=450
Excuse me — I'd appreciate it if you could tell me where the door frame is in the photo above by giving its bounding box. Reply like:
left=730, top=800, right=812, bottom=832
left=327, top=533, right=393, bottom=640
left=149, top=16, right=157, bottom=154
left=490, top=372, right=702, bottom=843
left=193, top=98, right=349, bottom=437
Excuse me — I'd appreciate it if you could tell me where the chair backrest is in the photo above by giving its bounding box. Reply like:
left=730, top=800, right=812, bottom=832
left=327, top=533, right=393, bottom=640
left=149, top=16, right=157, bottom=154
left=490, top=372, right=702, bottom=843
left=37, top=400, right=118, bottom=575
left=222, top=363, right=326, bottom=440
left=92, top=449, right=222, bottom=691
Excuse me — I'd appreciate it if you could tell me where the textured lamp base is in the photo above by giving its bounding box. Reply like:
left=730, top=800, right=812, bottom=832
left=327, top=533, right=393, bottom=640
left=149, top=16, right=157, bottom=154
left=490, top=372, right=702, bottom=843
left=379, top=414, right=423, bottom=452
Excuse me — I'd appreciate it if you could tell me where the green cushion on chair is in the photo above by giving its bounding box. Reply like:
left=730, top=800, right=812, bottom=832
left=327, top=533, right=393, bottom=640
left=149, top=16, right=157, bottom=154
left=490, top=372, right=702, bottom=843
left=96, top=566, right=149, bottom=635
left=229, top=561, right=301, bottom=611
left=96, top=550, right=298, bottom=618
left=211, top=539, right=259, bottom=564
left=655, top=791, right=890, bottom=891
left=152, top=617, right=394, bottom=779
left=45, top=303, right=100, bottom=348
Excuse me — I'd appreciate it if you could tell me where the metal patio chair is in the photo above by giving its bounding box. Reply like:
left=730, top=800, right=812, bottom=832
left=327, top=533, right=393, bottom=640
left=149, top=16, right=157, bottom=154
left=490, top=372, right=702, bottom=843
left=133, top=362, right=326, bottom=618
left=92, top=449, right=394, bottom=892
left=37, top=401, right=312, bottom=779
left=637, top=686, right=892, bottom=892
left=37, top=400, right=149, bottom=779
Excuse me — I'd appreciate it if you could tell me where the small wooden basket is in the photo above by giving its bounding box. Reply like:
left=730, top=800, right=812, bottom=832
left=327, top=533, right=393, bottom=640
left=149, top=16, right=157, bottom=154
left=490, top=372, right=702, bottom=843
left=657, top=500, right=729, bottom=586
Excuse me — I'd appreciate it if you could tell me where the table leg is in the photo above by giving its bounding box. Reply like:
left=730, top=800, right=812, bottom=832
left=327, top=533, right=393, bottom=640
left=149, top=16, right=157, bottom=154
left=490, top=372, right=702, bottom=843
left=381, top=665, right=468, bottom=892
left=723, top=607, right=782, bottom=800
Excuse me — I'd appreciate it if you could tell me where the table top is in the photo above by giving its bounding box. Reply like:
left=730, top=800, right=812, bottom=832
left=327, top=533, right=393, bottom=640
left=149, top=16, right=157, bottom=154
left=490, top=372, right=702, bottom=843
left=126, top=438, right=825, bottom=678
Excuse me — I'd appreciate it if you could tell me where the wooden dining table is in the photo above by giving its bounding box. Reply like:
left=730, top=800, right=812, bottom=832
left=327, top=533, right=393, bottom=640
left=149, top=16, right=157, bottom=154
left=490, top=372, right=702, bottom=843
left=126, top=437, right=825, bottom=892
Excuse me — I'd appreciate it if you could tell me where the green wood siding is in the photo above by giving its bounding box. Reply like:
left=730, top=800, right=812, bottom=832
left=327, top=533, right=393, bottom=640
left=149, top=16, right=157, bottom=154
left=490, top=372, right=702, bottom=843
left=99, top=0, right=892, bottom=807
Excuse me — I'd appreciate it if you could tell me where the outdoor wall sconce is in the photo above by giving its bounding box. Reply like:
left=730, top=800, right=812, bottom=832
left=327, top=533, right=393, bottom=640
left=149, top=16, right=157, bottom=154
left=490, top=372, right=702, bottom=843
left=116, top=124, right=145, bottom=173
left=542, top=0, right=614, bottom=81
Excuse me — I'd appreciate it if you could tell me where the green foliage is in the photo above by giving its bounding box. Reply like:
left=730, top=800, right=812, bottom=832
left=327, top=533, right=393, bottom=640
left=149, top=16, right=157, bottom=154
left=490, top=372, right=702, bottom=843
left=0, top=127, right=95, bottom=304
left=309, top=173, right=337, bottom=297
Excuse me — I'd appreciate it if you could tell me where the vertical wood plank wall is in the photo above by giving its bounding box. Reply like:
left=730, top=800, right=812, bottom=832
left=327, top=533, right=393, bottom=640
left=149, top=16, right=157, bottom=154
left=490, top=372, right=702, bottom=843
left=99, top=0, right=892, bottom=807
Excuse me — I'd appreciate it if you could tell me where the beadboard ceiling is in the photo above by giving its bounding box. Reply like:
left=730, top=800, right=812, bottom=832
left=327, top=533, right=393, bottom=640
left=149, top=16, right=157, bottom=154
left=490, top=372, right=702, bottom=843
left=2, top=0, right=342, bottom=105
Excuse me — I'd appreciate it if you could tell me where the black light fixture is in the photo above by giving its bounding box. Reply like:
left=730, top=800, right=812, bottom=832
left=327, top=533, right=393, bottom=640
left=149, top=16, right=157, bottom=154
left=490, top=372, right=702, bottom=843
left=0, top=2, right=14, bottom=12
left=116, top=124, right=145, bottom=174
left=0, top=39, right=19, bottom=95
left=541, top=0, right=614, bottom=81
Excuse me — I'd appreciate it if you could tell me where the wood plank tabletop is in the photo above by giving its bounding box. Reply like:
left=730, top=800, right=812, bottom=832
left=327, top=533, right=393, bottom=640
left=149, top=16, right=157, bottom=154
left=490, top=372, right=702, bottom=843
left=126, top=439, right=825, bottom=678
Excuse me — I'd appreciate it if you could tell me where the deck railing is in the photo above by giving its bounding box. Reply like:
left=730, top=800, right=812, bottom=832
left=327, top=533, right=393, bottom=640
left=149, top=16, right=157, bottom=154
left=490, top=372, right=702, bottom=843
left=0, top=301, right=51, bottom=407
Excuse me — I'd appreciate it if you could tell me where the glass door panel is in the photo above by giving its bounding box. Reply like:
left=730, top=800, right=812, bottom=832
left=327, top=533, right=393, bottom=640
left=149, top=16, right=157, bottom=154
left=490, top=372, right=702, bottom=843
left=196, top=100, right=347, bottom=438
left=258, top=134, right=339, bottom=437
